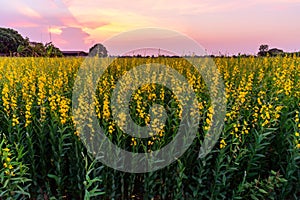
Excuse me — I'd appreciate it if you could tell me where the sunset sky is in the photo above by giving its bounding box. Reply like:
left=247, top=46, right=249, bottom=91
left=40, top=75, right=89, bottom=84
left=1, top=0, right=300, bottom=55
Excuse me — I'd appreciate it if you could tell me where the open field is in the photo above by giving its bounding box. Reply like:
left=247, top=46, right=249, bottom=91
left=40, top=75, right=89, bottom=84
left=0, top=56, right=299, bottom=199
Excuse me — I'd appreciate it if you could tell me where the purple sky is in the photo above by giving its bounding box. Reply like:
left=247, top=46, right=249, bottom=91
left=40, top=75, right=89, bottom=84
left=1, top=0, right=300, bottom=55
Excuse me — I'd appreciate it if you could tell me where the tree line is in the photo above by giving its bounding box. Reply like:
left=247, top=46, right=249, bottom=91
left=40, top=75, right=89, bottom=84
left=1, top=27, right=299, bottom=58
left=0, top=27, right=108, bottom=57
left=0, top=27, right=63, bottom=57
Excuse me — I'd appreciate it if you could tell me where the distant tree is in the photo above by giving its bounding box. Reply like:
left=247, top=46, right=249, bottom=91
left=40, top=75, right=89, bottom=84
left=259, top=44, right=269, bottom=52
left=45, top=42, right=63, bottom=57
left=30, top=42, right=47, bottom=57
left=17, top=41, right=46, bottom=57
left=16, top=37, right=31, bottom=56
left=89, top=43, right=108, bottom=57
left=16, top=40, right=62, bottom=57
left=258, top=44, right=269, bottom=56
left=0, top=27, right=26, bottom=55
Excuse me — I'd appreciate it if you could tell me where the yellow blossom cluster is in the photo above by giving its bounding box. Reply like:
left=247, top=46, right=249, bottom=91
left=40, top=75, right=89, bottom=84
left=0, top=56, right=299, bottom=153
left=295, top=110, right=300, bottom=149
left=0, top=145, right=14, bottom=176
left=0, top=57, right=80, bottom=129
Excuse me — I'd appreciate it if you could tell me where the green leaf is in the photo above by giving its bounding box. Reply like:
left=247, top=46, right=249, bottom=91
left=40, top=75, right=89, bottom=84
left=258, top=188, right=268, bottom=194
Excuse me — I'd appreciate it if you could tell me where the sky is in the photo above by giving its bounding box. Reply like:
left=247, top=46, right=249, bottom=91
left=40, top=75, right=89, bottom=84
left=1, top=0, right=300, bottom=55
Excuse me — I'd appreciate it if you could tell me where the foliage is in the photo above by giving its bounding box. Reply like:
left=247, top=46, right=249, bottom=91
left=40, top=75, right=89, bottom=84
left=258, top=44, right=269, bottom=56
left=83, top=156, right=105, bottom=200
left=0, top=28, right=26, bottom=55
left=45, top=42, right=63, bottom=57
left=89, top=43, right=108, bottom=57
left=0, top=27, right=62, bottom=57
left=17, top=41, right=63, bottom=57
left=16, top=38, right=41, bottom=57
left=0, top=134, right=31, bottom=199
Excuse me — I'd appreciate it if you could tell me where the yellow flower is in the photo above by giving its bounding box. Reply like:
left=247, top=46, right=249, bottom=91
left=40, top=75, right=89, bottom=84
left=131, top=138, right=137, bottom=146
left=296, top=132, right=300, bottom=137
left=3, top=147, right=10, bottom=152
left=220, top=139, right=227, bottom=149
left=257, top=98, right=262, bottom=105
left=74, top=130, right=80, bottom=136
left=3, top=163, right=7, bottom=168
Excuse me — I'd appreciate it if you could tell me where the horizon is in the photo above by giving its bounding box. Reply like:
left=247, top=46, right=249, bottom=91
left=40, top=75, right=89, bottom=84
left=1, top=0, right=300, bottom=55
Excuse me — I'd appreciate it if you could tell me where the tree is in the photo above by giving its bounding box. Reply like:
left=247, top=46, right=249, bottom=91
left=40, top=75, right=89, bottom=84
left=258, top=44, right=269, bottom=56
left=30, top=42, right=47, bottom=57
left=89, top=43, right=108, bottom=57
left=45, top=42, right=63, bottom=57
left=0, top=27, right=26, bottom=55
left=17, top=41, right=46, bottom=57
left=1, top=27, right=63, bottom=57
left=16, top=40, right=62, bottom=57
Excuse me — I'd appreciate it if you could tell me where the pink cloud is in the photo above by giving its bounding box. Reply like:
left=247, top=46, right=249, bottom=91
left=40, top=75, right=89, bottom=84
left=78, top=21, right=110, bottom=29
left=6, top=20, right=38, bottom=28
left=52, top=27, right=90, bottom=51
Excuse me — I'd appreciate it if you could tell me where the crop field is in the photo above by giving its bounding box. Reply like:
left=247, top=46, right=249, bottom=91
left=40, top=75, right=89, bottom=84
left=0, top=56, right=299, bottom=199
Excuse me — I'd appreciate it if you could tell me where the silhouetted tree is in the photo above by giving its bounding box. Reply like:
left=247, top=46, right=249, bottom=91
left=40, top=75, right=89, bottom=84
left=89, top=43, right=108, bottom=57
left=1, top=27, right=63, bottom=57
left=0, top=27, right=26, bottom=55
left=258, top=44, right=269, bottom=56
